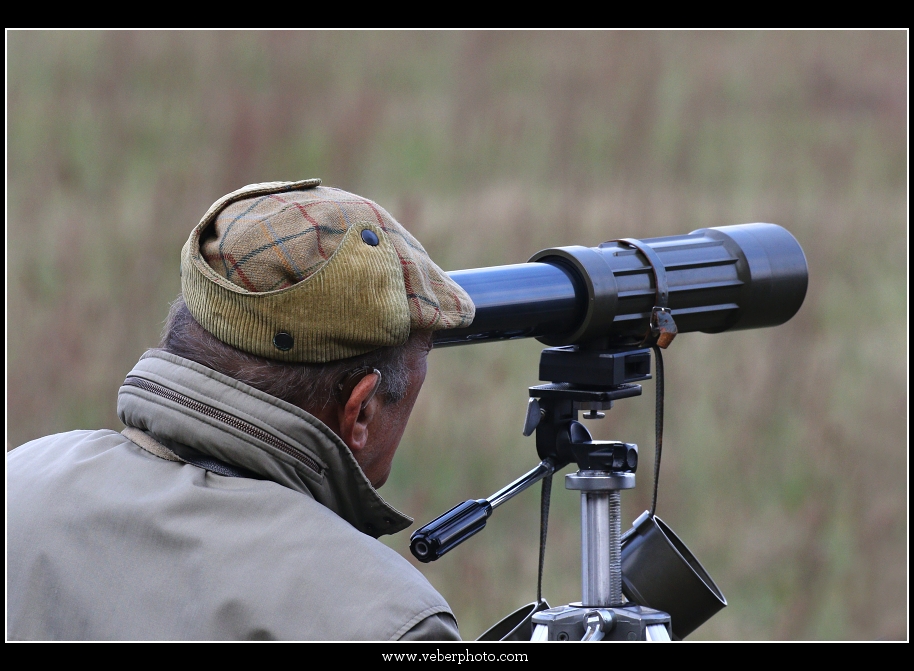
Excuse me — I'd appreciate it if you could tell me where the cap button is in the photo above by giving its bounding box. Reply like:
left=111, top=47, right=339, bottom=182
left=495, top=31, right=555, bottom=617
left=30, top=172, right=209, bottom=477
left=273, top=332, right=294, bottom=351
left=360, top=229, right=379, bottom=246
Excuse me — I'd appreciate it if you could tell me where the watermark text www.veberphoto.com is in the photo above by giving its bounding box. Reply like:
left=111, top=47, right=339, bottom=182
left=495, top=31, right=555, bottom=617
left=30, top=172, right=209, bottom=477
left=382, top=649, right=528, bottom=663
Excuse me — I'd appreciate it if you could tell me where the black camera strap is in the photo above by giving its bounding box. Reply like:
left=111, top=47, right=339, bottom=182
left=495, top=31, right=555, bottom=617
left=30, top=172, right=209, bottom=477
left=537, top=471, right=553, bottom=605
left=610, top=239, right=672, bottom=517
left=650, top=344, right=664, bottom=518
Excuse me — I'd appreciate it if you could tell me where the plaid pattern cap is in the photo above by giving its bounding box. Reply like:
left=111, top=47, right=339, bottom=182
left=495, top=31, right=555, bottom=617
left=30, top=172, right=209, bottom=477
left=181, top=180, right=475, bottom=363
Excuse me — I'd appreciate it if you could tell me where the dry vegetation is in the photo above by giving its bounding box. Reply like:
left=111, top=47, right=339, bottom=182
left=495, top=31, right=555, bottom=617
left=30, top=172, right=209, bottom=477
left=7, top=31, right=907, bottom=640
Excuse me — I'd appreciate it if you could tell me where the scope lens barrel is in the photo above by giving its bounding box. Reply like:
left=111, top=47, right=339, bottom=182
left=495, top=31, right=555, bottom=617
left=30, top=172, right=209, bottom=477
left=433, top=223, right=808, bottom=348
left=438, top=262, right=586, bottom=344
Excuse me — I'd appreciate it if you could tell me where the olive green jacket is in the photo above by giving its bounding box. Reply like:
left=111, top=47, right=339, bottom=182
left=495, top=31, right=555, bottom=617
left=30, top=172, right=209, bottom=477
left=7, top=350, right=459, bottom=641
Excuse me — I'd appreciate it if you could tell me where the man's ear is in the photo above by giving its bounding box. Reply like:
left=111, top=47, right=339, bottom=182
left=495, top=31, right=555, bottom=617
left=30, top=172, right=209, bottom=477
left=337, top=373, right=381, bottom=453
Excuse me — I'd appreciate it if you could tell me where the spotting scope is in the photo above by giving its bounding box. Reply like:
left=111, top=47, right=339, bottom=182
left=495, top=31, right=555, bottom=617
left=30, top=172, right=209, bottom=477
left=433, top=223, right=808, bottom=349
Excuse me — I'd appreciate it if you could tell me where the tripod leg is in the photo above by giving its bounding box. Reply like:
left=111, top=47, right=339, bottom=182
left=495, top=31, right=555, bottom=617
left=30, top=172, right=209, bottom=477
left=645, top=624, right=672, bottom=641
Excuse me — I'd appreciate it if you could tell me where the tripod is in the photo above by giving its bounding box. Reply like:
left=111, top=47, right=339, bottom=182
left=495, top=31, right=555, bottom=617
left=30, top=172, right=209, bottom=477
left=410, top=345, right=678, bottom=641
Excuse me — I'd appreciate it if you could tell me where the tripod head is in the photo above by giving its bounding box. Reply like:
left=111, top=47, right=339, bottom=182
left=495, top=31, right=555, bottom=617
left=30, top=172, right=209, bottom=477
left=409, top=345, right=648, bottom=563
left=526, top=345, right=650, bottom=469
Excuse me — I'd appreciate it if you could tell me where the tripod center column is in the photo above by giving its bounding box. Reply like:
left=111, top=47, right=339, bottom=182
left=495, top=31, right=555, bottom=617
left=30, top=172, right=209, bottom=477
left=582, top=489, right=622, bottom=607
left=567, top=470, right=634, bottom=608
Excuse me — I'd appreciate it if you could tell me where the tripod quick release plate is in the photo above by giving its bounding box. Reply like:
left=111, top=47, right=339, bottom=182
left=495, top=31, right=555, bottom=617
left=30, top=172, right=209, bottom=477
left=539, top=346, right=652, bottom=387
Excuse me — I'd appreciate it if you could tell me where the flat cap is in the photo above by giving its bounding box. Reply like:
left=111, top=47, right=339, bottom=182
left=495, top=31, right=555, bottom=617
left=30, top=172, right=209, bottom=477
left=181, top=180, right=474, bottom=362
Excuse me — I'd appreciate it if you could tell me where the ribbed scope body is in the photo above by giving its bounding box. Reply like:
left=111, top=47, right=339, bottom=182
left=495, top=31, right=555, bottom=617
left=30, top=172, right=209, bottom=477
left=434, top=223, right=808, bottom=348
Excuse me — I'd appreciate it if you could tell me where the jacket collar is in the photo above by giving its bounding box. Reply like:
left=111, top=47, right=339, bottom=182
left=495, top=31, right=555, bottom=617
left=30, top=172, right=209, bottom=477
left=117, top=350, right=413, bottom=538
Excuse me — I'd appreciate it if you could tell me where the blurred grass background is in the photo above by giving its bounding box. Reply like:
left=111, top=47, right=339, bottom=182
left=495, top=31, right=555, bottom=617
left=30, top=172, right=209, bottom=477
left=7, top=30, right=907, bottom=640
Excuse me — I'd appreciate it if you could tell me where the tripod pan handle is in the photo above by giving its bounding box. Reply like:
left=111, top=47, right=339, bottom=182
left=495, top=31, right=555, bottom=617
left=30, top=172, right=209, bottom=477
left=409, top=499, right=493, bottom=562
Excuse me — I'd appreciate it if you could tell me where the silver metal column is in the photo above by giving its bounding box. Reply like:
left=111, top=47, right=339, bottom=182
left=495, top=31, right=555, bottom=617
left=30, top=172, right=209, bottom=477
left=566, top=470, right=635, bottom=608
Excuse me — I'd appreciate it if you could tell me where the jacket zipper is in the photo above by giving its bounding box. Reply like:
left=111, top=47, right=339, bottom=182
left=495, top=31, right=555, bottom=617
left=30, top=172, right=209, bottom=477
left=123, top=376, right=323, bottom=476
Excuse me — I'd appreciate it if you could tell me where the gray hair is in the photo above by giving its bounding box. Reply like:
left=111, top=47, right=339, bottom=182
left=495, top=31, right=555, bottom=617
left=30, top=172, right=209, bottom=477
left=159, top=295, right=426, bottom=412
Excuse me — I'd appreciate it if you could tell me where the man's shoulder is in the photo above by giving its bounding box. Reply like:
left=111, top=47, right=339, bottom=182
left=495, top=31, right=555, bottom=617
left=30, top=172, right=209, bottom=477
left=248, top=488, right=456, bottom=639
left=11, top=427, right=126, bottom=451
left=8, top=428, right=132, bottom=471
left=7, top=428, right=454, bottom=641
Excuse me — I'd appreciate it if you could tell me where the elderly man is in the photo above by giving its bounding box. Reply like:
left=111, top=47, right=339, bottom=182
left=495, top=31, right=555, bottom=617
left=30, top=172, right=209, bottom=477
left=7, top=179, right=475, bottom=641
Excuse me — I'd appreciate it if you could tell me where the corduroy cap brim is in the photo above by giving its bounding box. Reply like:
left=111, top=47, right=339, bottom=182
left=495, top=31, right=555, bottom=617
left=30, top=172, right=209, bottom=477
left=181, top=180, right=475, bottom=363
